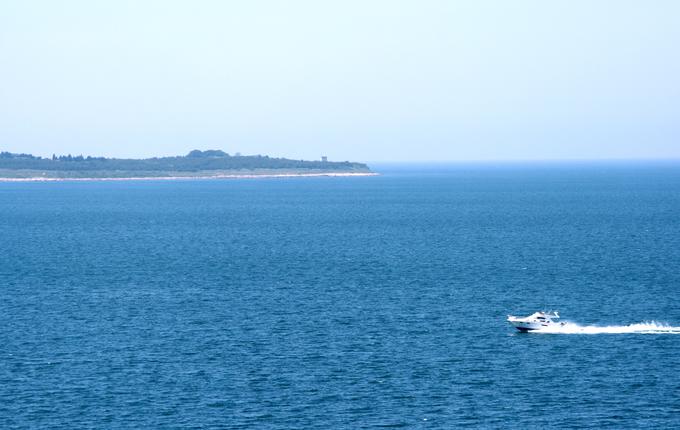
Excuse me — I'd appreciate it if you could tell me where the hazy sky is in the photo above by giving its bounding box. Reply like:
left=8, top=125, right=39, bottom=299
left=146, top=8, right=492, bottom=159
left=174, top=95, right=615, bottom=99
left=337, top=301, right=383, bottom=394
left=1, top=1, right=679, bottom=162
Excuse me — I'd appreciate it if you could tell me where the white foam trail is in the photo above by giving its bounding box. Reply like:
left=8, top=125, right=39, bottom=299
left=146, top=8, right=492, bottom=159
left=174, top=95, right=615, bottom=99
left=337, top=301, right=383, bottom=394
left=534, top=321, right=680, bottom=334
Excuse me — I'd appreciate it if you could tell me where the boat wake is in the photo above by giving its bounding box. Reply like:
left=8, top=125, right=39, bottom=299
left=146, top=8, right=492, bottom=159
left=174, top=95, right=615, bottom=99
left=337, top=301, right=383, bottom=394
left=533, top=321, right=680, bottom=334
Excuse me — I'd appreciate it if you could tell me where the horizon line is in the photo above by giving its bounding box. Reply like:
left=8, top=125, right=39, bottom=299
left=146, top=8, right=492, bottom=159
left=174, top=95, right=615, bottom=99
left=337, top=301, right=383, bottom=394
left=3, top=149, right=680, bottom=165
left=365, top=157, right=680, bottom=165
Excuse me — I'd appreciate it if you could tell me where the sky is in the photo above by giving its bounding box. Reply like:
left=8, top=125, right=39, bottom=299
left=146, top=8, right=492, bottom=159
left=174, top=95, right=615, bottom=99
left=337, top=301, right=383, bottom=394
left=1, top=1, right=679, bottom=162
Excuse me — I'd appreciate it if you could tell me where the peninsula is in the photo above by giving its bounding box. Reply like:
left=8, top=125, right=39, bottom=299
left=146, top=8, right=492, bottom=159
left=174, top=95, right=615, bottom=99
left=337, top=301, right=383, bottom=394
left=0, top=150, right=375, bottom=181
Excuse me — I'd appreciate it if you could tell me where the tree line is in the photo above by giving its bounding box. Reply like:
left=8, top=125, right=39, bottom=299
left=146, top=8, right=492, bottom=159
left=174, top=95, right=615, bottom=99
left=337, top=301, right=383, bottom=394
left=0, top=150, right=369, bottom=172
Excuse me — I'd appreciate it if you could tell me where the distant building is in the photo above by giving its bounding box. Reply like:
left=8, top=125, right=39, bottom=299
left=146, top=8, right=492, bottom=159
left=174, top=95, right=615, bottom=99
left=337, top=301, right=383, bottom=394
left=321, top=156, right=328, bottom=162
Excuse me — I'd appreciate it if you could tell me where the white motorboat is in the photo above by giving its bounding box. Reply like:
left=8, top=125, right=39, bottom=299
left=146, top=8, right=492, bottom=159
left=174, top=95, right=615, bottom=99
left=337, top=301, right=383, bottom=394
left=507, top=311, right=564, bottom=332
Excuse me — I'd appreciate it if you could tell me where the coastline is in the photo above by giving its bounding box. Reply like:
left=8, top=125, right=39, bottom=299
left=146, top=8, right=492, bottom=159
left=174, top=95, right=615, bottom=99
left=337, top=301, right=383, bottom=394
left=0, top=172, right=379, bottom=182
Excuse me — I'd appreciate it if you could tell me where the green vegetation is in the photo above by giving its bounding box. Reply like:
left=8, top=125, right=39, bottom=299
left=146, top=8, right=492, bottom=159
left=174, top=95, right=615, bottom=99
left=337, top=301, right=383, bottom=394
left=0, top=150, right=371, bottom=178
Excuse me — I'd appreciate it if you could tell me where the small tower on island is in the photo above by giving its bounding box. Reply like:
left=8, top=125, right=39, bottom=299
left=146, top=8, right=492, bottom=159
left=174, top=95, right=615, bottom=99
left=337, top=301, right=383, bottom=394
left=321, top=156, right=328, bottom=163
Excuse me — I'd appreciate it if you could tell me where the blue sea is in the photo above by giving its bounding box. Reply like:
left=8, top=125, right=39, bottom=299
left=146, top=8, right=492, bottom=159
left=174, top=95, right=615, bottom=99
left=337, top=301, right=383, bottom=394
left=1, top=162, right=679, bottom=429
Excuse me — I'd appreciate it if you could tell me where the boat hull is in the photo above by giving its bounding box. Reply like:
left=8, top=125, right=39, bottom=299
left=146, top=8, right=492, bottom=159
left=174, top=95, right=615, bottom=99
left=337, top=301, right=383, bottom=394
left=508, top=312, right=562, bottom=332
left=509, top=321, right=544, bottom=331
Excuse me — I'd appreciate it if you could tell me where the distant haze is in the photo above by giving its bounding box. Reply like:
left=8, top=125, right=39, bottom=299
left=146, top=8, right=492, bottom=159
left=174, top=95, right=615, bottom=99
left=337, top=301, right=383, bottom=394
left=1, top=1, right=679, bottom=162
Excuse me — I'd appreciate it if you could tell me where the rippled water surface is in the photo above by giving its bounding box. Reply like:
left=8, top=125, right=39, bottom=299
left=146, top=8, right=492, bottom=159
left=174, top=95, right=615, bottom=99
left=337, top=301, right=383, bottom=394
left=1, top=163, right=680, bottom=428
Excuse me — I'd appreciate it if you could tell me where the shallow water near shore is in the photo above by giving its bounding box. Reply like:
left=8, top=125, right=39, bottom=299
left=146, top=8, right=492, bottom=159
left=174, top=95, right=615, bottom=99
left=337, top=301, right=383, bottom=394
left=1, top=162, right=679, bottom=428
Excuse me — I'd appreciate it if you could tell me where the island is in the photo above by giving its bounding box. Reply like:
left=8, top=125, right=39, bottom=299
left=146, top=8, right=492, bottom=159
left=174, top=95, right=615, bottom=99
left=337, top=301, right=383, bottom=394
left=0, top=150, right=375, bottom=181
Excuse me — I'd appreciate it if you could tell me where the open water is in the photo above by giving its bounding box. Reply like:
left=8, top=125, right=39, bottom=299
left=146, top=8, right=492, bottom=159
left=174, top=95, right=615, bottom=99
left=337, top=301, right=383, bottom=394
left=1, top=163, right=679, bottom=429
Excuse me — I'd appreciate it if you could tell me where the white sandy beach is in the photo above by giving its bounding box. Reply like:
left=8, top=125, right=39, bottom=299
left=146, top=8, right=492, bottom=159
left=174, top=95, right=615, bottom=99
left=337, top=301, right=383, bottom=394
left=0, top=172, right=379, bottom=182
